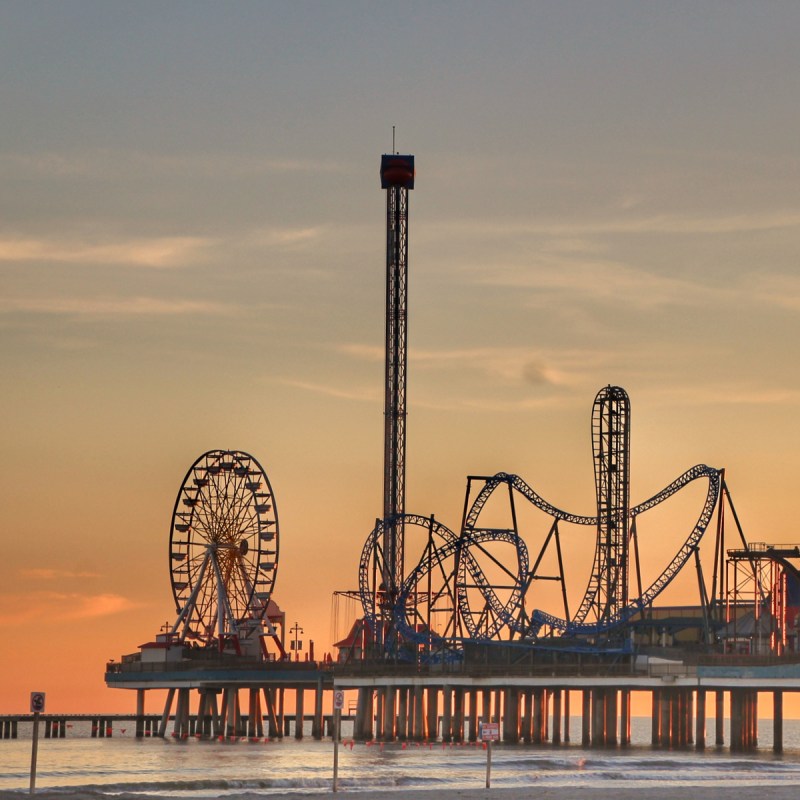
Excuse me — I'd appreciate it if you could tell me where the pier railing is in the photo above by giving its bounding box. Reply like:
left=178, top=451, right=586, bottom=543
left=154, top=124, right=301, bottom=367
left=333, top=660, right=647, bottom=678
left=108, top=655, right=332, bottom=675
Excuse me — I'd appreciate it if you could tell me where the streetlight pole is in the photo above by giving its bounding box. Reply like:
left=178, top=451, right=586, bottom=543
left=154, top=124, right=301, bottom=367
left=290, top=622, right=304, bottom=661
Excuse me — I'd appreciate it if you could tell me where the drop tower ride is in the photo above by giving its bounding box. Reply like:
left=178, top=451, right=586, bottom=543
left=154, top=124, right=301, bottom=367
left=379, top=153, right=415, bottom=613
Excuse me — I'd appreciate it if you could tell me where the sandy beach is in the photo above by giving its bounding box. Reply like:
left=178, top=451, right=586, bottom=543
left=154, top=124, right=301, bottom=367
left=3, top=788, right=799, bottom=800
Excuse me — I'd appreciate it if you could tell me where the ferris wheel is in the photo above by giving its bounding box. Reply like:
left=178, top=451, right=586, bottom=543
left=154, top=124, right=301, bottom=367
left=168, top=449, right=279, bottom=649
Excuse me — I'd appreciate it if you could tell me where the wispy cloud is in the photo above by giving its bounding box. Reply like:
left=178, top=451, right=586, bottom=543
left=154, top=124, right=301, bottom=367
left=424, top=209, right=800, bottom=240
left=0, top=296, right=230, bottom=317
left=337, top=342, right=585, bottom=388
left=335, top=343, right=569, bottom=386
left=410, top=391, right=584, bottom=414
left=321, top=342, right=608, bottom=415
left=485, top=260, right=800, bottom=315
left=413, top=346, right=572, bottom=387
left=336, top=343, right=384, bottom=362
left=750, top=273, right=800, bottom=311
left=480, top=258, right=712, bottom=310
left=0, top=235, right=214, bottom=267
left=246, top=225, right=327, bottom=249
left=19, top=568, right=100, bottom=580
left=0, top=591, right=140, bottom=627
left=641, top=384, right=800, bottom=408
left=277, top=377, right=381, bottom=403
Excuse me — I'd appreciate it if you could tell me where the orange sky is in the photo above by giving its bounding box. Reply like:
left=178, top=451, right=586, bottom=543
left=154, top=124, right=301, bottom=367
left=3, top=3, right=800, bottom=714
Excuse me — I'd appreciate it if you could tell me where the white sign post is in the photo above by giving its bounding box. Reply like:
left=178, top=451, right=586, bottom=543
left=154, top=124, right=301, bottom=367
left=332, top=689, right=344, bottom=792
left=479, top=721, right=500, bottom=788
left=29, top=692, right=46, bottom=794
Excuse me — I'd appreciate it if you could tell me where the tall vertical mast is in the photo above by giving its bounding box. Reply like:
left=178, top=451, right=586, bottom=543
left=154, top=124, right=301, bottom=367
left=380, top=154, right=414, bottom=600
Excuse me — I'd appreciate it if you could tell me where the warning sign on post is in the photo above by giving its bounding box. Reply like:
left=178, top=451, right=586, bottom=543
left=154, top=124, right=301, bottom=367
left=30, top=692, right=46, bottom=714
left=479, top=721, right=499, bottom=741
left=333, top=689, right=345, bottom=710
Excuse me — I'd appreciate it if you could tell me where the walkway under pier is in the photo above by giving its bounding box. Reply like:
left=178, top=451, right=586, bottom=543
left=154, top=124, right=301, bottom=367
left=338, top=665, right=800, bottom=753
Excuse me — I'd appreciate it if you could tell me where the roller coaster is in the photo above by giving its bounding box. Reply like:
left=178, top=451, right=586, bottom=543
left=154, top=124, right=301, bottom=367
left=356, top=385, right=795, bottom=660
left=349, top=156, right=800, bottom=664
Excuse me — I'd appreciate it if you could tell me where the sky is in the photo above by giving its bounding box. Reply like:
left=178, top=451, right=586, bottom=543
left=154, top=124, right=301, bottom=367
left=2, top=1, right=800, bottom=714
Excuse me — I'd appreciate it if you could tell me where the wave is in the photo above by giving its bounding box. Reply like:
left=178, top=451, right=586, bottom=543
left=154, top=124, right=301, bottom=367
left=1, top=774, right=428, bottom=797
left=3, top=779, right=325, bottom=796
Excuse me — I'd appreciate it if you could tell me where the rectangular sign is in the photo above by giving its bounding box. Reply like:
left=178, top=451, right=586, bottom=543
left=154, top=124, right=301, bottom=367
left=30, top=692, right=46, bottom=714
left=480, top=721, right=499, bottom=742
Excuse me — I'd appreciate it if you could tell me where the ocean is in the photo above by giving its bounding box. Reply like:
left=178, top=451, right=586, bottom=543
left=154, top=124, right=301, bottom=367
left=2, top=718, right=800, bottom=795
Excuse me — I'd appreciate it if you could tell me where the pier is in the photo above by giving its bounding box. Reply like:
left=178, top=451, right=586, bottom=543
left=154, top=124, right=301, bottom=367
left=4, top=656, right=798, bottom=753
left=0, top=712, right=350, bottom=740
left=8, top=650, right=799, bottom=755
